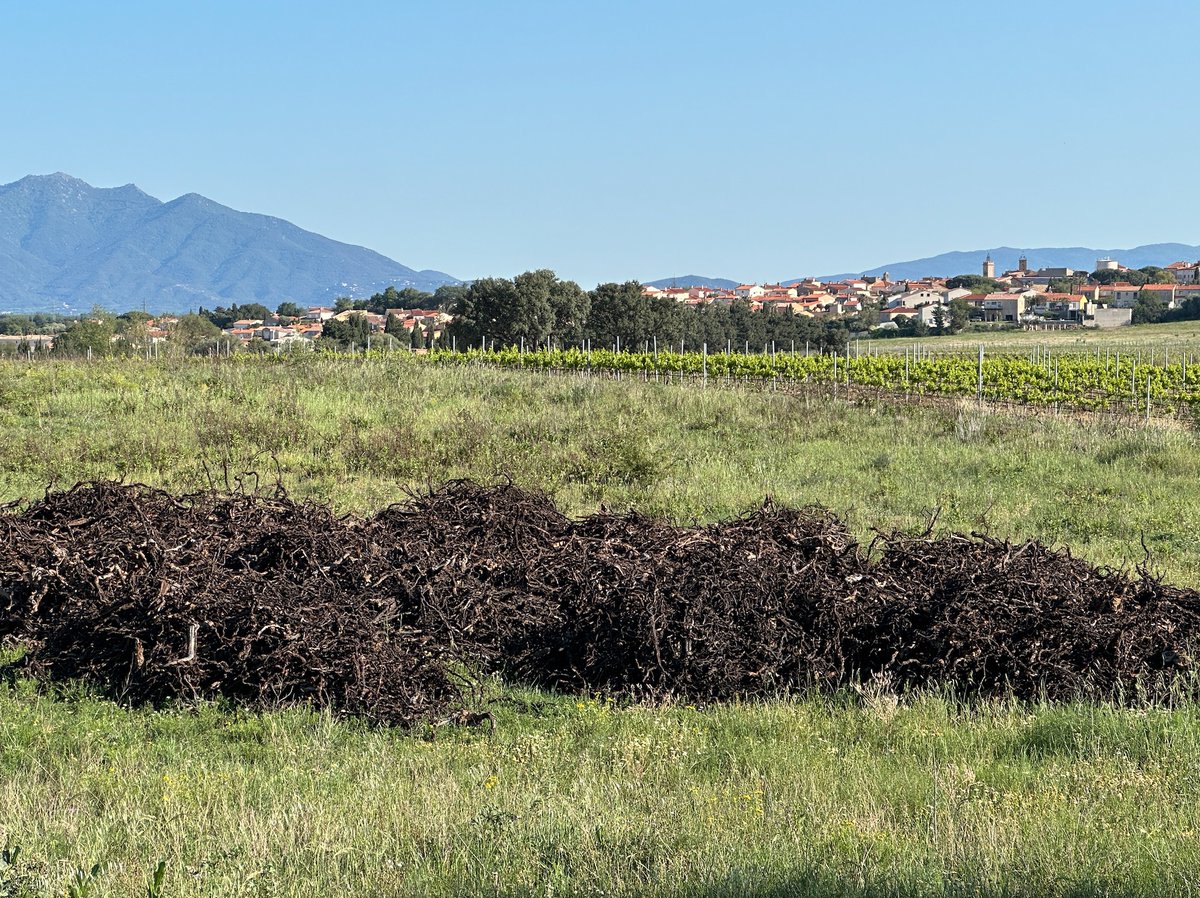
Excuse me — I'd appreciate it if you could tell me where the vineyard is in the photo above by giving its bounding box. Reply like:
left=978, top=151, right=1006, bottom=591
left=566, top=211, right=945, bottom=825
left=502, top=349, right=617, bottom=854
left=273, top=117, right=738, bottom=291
left=428, top=344, right=1200, bottom=416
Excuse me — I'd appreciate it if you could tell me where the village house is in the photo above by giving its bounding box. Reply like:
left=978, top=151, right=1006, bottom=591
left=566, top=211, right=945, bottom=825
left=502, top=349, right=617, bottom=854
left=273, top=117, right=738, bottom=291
left=1030, top=293, right=1088, bottom=320
left=964, top=291, right=1037, bottom=323
left=1166, top=261, right=1200, bottom=284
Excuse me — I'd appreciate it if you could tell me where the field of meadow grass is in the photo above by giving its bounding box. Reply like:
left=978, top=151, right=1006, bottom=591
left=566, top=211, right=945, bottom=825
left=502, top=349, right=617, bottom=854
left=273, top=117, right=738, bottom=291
left=3, top=354, right=1200, bottom=897
left=0, top=353, right=1198, bottom=580
left=4, top=676, right=1200, bottom=898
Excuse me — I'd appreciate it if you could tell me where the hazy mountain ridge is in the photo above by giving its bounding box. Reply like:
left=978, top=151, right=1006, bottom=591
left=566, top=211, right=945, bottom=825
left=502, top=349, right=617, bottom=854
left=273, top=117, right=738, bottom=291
left=0, top=173, right=459, bottom=314
left=647, top=244, right=1200, bottom=291
left=806, top=243, right=1200, bottom=283
left=643, top=275, right=741, bottom=290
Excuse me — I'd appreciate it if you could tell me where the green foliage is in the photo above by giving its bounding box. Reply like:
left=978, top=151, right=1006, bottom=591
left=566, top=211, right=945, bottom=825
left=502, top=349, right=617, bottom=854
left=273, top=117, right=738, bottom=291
left=66, top=863, right=102, bottom=898
left=384, top=313, right=407, bottom=339
left=333, top=296, right=366, bottom=313
left=1138, top=266, right=1177, bottom=285
left=200, top=303, right=271, bottom=328
left=0, top=312, right=72, bottom=336
left=949, top=296, right=971, bottom=332
left=587, top=280, right=656, bottom=347
left=51, top=312, right=116, bottom=358
left=146, top=861, right=166, bottom=898
left=1089, top=267, right=1173, bottom=287
left=276, top=301, right=305, bottom=319
left=320, top=313, right=370, bottom=348
left=170, top=314, right=223, bottom=355
left=945, top=275, right=1003, bottom=293
left=1133, top=292, right=1169, bottom=325
left=432, top=284, right=467, bottom=311
left=1048, top=276, right=1087, bottom=293
left=432, top=342, right=1200, bottom=415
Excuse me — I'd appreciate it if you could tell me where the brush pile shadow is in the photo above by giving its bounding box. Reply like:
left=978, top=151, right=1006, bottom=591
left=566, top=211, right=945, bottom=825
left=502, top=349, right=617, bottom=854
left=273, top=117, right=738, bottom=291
left=1, top=479, right=1198, bottom=725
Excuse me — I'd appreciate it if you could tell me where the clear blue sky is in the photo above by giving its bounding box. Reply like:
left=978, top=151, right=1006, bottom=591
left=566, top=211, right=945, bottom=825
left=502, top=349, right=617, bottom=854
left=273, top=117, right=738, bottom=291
left=4, top=0, right=1197, bottom=286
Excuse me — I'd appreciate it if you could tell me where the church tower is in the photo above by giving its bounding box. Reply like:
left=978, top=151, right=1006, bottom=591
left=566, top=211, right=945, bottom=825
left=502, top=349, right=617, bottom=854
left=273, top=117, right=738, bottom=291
left=982, top=255, right=995, bottom=278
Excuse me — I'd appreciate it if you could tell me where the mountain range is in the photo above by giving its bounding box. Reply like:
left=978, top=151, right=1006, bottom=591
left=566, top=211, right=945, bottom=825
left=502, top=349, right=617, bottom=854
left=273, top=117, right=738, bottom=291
left=6, top=173, right=1198, bottom=315
left=0, top=173, right=459, bottom=315
left=647, top=244, right=1200, bottom=290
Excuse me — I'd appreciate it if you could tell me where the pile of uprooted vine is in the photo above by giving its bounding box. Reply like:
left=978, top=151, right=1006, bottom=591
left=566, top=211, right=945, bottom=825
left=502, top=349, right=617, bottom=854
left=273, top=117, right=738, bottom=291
left=1, top=479, right=1197, bottom=725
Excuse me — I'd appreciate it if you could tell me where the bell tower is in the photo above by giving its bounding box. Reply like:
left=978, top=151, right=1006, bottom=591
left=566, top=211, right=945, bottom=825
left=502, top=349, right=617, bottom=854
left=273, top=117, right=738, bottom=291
left=982, top=255, right=995, bottom=278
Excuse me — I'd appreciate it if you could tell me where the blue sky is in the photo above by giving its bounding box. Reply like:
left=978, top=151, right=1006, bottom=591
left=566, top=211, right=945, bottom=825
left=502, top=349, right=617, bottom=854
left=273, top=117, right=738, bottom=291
left=3, top=1, right=1198, bottom=286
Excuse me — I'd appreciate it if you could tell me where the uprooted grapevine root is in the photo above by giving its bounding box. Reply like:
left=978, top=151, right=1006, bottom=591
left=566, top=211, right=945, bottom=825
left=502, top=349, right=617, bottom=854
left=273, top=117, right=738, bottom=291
left=1, top=479, right=1198, bottom=725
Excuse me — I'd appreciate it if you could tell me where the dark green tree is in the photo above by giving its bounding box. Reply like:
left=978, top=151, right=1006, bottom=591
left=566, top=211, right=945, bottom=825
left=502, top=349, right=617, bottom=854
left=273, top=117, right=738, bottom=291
left=1132, top=292, right=1169, bottom=325
left=384, top=313, right=408, bottom=339
left=949, top=297, right=972, bottom=332
left=1090, top=269, right=1147, bottom=286
left=945, top=275, right=1003, bottom=293
left=201, top=303, right=273, bottom=328
left=321, top=314, right=371, bottom=348
left=446, top=274, right=559, bottom=348
left=433, top=284, right=468, bottom=311
left=586, top=281, right=650, bottom=347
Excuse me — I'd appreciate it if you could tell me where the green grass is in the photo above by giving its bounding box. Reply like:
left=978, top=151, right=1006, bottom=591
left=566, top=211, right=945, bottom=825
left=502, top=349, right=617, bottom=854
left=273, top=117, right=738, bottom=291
left=4, top=354, right=1200, bottom=897
left=0, top=354, right=1198, bottom=582
left=3, top=678, right=1200, bottom=897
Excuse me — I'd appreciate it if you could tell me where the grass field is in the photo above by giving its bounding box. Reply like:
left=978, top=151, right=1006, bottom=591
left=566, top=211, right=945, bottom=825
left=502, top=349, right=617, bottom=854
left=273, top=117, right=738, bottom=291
left=4, top=677, right=1200, bottom=898
left=0, top=354, right=1197, bottom=581
left=3, top=355, right=1200, bottom=897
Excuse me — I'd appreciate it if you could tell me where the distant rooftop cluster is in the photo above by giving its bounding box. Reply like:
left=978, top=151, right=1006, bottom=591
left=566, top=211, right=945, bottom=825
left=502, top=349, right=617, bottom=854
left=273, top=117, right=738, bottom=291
left=643, top=254, right=1200, bottom=331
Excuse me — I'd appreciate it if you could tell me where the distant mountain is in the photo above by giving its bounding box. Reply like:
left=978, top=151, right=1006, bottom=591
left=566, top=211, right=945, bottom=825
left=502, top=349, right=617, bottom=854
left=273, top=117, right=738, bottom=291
left=644, top=275, right=741, bottom=290
left=802, top=243, right=1200, bottom=283
left=0, top=173, right=459, bottom=314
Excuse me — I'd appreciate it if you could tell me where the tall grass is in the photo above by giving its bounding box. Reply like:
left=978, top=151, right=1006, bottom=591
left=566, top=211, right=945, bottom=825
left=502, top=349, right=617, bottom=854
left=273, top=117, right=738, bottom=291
left=2, top=678, right=1199, bottom=897
left=3, top=355, right=1200, bottom=896
left=0, top=354, right=1197, bottom=582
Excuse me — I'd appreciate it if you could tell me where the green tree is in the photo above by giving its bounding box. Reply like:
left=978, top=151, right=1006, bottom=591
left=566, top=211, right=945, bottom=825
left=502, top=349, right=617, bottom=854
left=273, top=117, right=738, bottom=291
left=1132, top=292, right=1169, bottom=325
left=201, top=303, right=272, bottom=328
left=333, top=296, right=369, bottom=313
left=446, top=275, right=554, bottom=348
left=932, top=305, right=947, bottom=334
left=1090, top=268, right=1148, bottom=286
left=1048, top=276, right=1087, bottom=293
left=276, top=301, right=305, bottom=319
left=365, top=286, right=436, bottom=314
left=586, top=281, right=651, bottom=348
left=52, top=308, right=117, bottom=357
left=1138, top=266, right=1177, bottom=285
left=433, top=284, right=468, bottom=312
left=384, top=313, right=408, bottom=339
left=410, top=322, right=427, bottom=350
left=949, top=297, right=972, bottom=332
left=945, top=275, right=1003, bottom=293
left=321, top=314, right=370, bottom=348
left=510, top=270, right=588, bottom=346
left=171, top=314, right=224, bottom=355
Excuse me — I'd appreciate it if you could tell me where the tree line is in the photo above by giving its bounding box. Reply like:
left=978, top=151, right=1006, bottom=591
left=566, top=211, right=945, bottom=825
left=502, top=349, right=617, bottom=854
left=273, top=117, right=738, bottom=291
left=444, top=270, right=900, bottom=353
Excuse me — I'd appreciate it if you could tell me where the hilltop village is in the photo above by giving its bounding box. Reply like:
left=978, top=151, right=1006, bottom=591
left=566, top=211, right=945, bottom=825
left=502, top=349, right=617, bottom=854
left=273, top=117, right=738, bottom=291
left=646, top=257, right=1200, bottom=332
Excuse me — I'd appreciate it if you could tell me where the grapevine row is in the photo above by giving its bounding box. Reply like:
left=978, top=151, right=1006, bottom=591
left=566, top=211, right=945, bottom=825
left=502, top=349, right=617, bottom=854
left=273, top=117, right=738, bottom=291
left=426, top=347, right=1200, bottom=412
